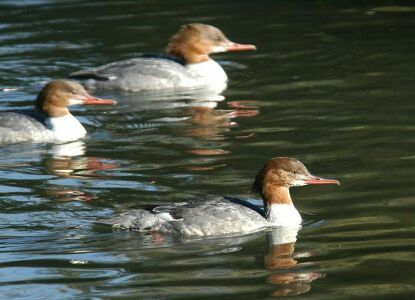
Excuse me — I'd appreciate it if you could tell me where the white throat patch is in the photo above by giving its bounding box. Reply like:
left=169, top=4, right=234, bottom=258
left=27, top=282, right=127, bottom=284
left=68, top=98, right=84, bottom=106
left=210, top=45, right=227, bottom=53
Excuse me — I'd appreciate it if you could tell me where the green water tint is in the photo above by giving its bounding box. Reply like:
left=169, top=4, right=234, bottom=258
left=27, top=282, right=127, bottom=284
left=0, top=0, right=414, bottom=299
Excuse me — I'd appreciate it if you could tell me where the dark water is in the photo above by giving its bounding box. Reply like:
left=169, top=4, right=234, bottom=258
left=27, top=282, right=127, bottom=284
left=1, top=1, right=415, bottom=299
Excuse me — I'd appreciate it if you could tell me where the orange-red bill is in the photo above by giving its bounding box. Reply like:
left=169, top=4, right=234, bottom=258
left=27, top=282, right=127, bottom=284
left=84, top=94, right=117, bottom=105
left=304, top=176, right=340, bottom=185
left=224, top=41, right=257, bottom=52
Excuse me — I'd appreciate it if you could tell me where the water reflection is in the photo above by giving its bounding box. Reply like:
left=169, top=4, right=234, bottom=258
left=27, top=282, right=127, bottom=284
left=103, top=88, right=226, bottom=112
left=183, top=100, right=258, bottom=141
left=183, top=99, right=258, bottom=171
left=104, top=91, right=259, bottom=173
left=183, top=105, right=234, bottom=140
left=47, top=141, right=118, bottom=178
left=1, top=0, right=414, bottom=298
left=264, top=227, right=324, bottom=297
left=51, top=140, right=86, bottom=158
left=103, top=224, right=323, bottom=298
left=43, top=141, right=118, bottom=201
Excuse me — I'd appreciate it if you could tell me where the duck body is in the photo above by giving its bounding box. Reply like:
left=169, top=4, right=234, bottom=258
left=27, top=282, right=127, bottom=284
left=113, top=196, right=272, bottom=237
left=0, top=110, right=86, bottom=144
left=73, top=55, right=227, bottom=93
left=0, top=80, right=115, bottom=144
left=69, top=24, right=255, bottom=92
left=112, top=158, right=339, bottom=237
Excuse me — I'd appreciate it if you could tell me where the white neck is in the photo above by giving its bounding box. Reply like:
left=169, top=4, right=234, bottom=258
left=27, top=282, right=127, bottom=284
left=266, top=203, right=302, bottom=228
left=45, top=114, right=87, bottom=142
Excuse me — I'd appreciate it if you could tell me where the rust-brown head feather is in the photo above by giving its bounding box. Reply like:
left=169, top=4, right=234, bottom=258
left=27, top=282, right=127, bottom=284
left=35, top=80, right=115, bottom=117
left=35, top=80, right=88, bottom=117
left=166, top=23, right=227, bottom=64
left=252, top=157, right=339, bottom=205
left=252, top=157, right=311, bottom=192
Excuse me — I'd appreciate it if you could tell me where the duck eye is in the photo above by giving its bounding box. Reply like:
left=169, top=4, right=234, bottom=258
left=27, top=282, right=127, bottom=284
left=72, top=90, right=77, bottom=94
left=213, top=36, right=222, bottom=41
left=293, top=170, right=297, bottom=174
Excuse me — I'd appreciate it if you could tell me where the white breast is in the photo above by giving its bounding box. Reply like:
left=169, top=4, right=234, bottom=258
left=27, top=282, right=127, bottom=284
left=267, top=204, right=302, bottom=228
left=185, top=59, right=228, bottom=92
left=45, top=114, right=87, bottom=142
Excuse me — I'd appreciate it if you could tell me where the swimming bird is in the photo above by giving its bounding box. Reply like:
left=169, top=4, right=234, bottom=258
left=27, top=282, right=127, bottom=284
left=69, top=23, right=256, bottom=93
left=0, top=80, right=116, bottom=144
left=111, top=157, right=339, bottom=237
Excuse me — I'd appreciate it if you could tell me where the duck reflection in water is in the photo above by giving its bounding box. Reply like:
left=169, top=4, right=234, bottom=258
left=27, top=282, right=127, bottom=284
left=44, top=141, right=118, bottom=201
left=113, top=93, right=259, bottom=171
left=263, top=227, right=324, bottom=297
left=184, top=100, right=258, bottom=140
left=183, top=99, right=258, bottom=171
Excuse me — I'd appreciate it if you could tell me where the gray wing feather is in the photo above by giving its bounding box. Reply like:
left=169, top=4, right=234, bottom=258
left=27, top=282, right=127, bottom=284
left=0, top=112, right=52, bottom=143
left=111, top=209, right=175, bottom=233
left=69, top=58, right=193, bottom=92
left=110, top=197, right=268, bottom=237
left=159, top=197, right=268, bottom=237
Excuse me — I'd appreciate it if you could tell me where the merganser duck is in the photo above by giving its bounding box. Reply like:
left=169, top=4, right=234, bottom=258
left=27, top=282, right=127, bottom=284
left=69, top=23, right=256, bottom=92
left=0, top=80, right=116, bottom=144
left=111, top=157, right=339, bottom=237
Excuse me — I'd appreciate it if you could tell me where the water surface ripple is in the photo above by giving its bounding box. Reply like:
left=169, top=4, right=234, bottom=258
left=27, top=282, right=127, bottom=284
left=0, top=1, right=414, bottom=299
